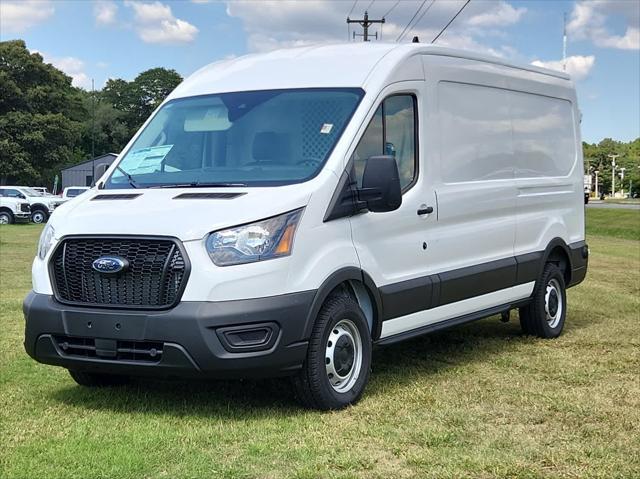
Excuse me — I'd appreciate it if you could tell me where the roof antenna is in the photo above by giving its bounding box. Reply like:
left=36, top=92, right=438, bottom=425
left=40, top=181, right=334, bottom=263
left=563, top=12, right=567, bottom=71
left=412, top=36, right=420, bottom=43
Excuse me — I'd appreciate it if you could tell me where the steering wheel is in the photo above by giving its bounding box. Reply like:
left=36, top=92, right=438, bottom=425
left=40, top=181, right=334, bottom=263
left=297, top=158, right=321, bottom=167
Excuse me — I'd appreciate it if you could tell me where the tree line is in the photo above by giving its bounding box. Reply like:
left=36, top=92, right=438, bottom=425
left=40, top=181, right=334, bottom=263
left=0, top=40, right=182, bottom=187
left=1, top=39, right=639, bottom=195
left=583, top=138, right=640, bottom=197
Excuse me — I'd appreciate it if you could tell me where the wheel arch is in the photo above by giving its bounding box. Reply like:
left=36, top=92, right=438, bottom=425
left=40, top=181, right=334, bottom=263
left=0, top=206, right=14, bottom=219
left=31, top=203, right=48, bottom=212
left=540, top=238, right=573, bottom=286
left=303, top=267, right=383, bottom=341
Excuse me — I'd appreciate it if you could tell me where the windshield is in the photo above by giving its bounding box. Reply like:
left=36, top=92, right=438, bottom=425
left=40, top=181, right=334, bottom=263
left=22, top=188, right=43, bottom=197
left=105, top=88, right=363, bottom=189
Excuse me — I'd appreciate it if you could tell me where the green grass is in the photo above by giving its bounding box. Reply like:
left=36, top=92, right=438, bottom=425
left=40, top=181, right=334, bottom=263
left=1, top=210, right=639, bottom=478
left=585, top=209, right=640, bottom=241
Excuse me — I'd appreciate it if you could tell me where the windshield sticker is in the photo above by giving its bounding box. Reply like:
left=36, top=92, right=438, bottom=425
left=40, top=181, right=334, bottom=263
left=122, top=145, right=174, bottom=174
left=320, top=123, right=333, bottom=134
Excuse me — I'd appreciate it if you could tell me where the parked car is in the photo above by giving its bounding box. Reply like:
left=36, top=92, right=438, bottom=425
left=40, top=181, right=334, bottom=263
left=61, top=186, right=90, bottom=200
left=0, top=196, right=31, bottom=224
left=23, top=43, right=588, bottom=410
left=31, top=187, right=53, bottom=196
left=0, top=186, right=63, bottom=223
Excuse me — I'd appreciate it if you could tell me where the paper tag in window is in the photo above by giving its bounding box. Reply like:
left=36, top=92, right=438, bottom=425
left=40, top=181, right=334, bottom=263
left=320, top=123, right=333, bottom=134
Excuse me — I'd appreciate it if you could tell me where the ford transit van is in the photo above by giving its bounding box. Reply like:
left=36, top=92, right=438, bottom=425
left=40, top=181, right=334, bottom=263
left=24, top=44, right=588, bottom=410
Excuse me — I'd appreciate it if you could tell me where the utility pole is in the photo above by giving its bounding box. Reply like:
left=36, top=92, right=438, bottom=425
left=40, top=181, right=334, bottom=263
left=347, top=11, right=385, bottom=42
left=619, top=167, right=626, bottom=197
left=608, top=153, right=619, bottom=198
left=91, top=78, right=96, bottom=187
left=563, top=12, right=567, bottom=71
left=594, top=170, right=599, bottom=199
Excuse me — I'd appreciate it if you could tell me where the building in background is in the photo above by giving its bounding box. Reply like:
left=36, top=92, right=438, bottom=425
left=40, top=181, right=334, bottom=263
left=60, top=153, right=117, bottom=190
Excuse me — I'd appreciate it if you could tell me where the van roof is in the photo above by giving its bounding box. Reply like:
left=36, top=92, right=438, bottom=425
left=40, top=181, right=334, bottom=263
left=169, top=42, right=571, bottom=100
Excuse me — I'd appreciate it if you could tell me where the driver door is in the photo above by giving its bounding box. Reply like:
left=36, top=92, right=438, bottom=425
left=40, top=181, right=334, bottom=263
left=348, top=82, right=438, bottom=324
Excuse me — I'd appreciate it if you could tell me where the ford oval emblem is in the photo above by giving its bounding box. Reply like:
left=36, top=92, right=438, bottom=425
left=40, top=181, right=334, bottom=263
left=92, top=256, right=129, bottom=274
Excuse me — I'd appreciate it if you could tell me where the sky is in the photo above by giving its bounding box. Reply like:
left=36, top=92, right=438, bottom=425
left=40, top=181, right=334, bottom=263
left=0, top=0, right=638, bottom=143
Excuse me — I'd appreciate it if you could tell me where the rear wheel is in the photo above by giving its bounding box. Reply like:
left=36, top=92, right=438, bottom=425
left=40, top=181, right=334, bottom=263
left=293, top=292, right=372, bottom=410
left=68, top=370, right=129, bottom=387
left=519, top=263, right=567, bottom=338
left=0, top=211, right=13, bottom=225
left=31, top=209, right=48, bottom=224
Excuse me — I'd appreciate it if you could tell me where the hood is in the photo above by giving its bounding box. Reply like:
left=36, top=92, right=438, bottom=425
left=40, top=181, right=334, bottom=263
left=50, top=186, right=312, bottom=242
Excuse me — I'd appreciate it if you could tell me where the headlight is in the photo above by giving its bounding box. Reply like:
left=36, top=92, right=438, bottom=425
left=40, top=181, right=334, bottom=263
left=37, top=224, right=55, bottom=260
left=206, top=208, right=303, bottom=266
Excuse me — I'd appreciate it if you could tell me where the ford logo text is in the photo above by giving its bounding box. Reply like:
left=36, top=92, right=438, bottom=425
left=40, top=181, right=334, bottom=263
left=92, top=256, right=129, bottom=274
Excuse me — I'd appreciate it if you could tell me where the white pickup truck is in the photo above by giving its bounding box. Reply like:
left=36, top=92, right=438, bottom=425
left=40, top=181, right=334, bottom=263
left=0, top=186, right=64, bottom=223
left=0, top=196, right=31, bottom=224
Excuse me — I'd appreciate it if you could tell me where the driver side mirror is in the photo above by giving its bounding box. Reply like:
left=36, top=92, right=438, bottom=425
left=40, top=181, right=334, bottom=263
left=358, top=155, right=402, bottom=213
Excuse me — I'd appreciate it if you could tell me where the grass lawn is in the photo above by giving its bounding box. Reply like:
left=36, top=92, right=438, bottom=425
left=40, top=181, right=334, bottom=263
left=1, top=211, right=639, bottom=478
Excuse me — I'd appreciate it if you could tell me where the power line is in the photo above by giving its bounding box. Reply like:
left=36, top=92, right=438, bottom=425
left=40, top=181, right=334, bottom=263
left=348, top=0, right=359, bottom=17
left=366, top=0, right=376, bottom=13
left=382, top=0, right=401, bottom=19
left=396, top=0, right=428, bottom=42
left=431, top=0, right=471, bottom=43
left=405, top=0, right=436, bottom=41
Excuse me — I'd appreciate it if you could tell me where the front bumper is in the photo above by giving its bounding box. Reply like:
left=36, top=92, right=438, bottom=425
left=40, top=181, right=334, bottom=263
left=23, top=291, right=314, bottom=378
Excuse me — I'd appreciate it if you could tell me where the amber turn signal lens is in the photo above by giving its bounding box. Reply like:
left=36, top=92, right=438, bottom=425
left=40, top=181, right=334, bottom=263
left=275, top=224, right=296, bottom=255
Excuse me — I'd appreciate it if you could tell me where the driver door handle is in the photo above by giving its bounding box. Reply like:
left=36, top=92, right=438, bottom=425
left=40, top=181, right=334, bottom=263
left=417, top=206, right=434, bottom=216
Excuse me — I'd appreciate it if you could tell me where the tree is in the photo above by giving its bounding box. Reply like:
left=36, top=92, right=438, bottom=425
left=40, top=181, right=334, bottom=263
left=582, top=137, right=640, bottom=197
left=130, top=67, right=182, bottom=125
left=100, top=67, right=182, bottom=140
left=0, top=40, right=82, bottom=185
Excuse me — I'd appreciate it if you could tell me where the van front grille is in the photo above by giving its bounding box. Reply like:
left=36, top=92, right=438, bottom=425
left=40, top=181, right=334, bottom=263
left=50, top=237, right=189, bottom=309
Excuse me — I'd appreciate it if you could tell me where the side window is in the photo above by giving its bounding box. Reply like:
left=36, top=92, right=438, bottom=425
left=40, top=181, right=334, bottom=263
left=351, top=94, right=417, bottom=190
left=4, top=189, right=21, bottom=198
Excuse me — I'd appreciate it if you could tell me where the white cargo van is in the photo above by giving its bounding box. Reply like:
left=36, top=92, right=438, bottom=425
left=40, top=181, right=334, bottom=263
left=24, top=44, right=588, bottom=409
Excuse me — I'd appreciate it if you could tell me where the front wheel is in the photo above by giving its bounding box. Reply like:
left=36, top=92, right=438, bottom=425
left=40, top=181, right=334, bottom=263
left=31, top=209, right=48, bottom=224
left=293, top=292, right=372, bottom=410
left=519, top=263, right=567, bottom=338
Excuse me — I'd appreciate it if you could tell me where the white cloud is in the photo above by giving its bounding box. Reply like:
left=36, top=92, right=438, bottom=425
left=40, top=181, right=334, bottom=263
left=38, top=53, right=92, bottom=89
left=125, top=1, right=198, bottom=44
left=567, top=0, right=639, bottom=50
left=531, top=55, right=596, bottom=81
left=94, top=1, right=117, bottom=26
left=0, top=0, right=54, bottom=34
left=466, top=1, right=526, bottom=28
left=226, top=0, right=526, bottom=55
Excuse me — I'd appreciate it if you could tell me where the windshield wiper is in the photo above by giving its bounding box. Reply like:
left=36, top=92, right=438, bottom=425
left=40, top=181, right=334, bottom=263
left=116, top=165, right=138, bottom=189
left=150, top=182, right=247, bottom=189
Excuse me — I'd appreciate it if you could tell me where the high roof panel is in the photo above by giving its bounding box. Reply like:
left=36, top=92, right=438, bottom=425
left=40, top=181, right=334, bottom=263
left=168, top=43, right=570, bottom=100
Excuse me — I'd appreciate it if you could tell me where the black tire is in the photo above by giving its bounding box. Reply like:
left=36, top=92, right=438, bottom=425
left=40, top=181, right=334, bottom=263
left=293, top=292, right=372, bottom=410
left=519, top=263, right=567, bottom=338
left=31, top=209, right=48, bottom=224
left=68, top=369, right=129, bottom=387
left=0, top=210, right=14, bottom=225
